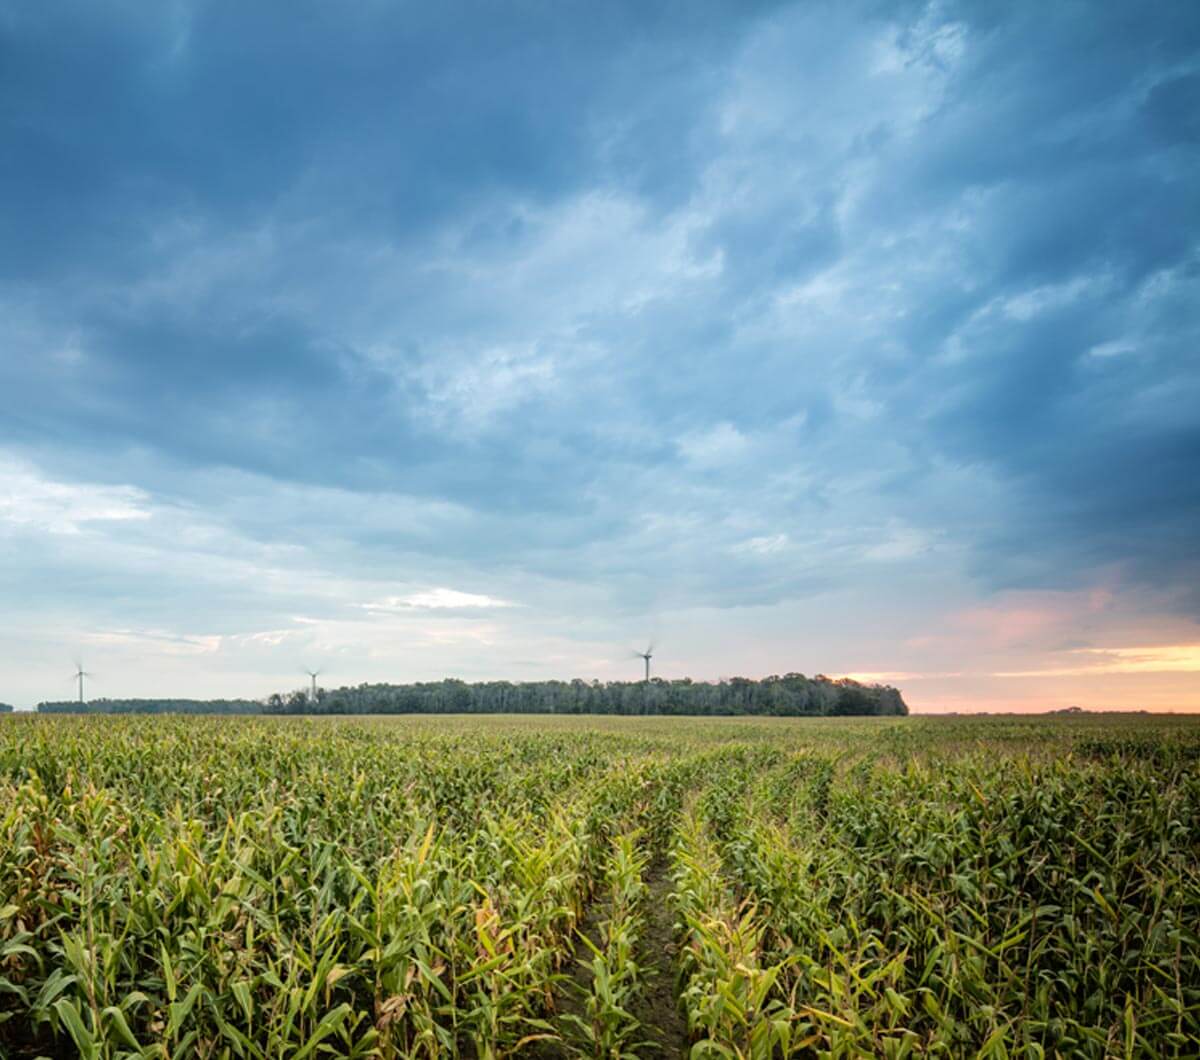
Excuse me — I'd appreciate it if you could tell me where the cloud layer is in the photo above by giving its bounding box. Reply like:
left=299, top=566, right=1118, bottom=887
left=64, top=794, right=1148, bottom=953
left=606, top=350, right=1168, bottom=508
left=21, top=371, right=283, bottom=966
left=2, top=0, right=1197, bottom=710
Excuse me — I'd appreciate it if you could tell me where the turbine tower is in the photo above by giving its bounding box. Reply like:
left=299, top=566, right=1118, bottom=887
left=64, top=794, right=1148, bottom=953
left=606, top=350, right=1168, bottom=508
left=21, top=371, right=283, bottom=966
left=72, top=662, right=92, bottom=705
left=305, top=669, right=321, bottom=704
left=636, top=644, right=653, bottom=682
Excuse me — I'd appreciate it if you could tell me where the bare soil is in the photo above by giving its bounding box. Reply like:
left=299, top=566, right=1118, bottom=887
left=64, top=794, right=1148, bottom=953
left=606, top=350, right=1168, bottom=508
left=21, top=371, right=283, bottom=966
left=531, top=859, right=690, bottom=1058
left=629, top=859, right=690, bottom=1056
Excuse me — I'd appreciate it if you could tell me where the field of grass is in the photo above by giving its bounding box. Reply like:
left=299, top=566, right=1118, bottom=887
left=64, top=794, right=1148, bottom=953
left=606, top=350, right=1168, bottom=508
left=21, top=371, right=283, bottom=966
left=1, top=713, right=1197, bottom=1058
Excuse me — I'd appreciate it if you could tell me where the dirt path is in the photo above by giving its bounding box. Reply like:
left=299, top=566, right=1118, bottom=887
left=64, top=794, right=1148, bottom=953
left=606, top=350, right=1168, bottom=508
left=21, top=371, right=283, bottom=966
left=531, top=858, right=689, bottom=1058
left=629, top=859, right=690, bottom=1056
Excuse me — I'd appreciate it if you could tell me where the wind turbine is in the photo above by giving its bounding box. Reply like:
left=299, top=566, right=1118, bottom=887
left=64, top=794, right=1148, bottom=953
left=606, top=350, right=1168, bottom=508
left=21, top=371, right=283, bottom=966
left=634, top=644, right=654, bottom=683
left=304, top=668, right=321, bottom=704
left=71, top=662, right=93, bottom=705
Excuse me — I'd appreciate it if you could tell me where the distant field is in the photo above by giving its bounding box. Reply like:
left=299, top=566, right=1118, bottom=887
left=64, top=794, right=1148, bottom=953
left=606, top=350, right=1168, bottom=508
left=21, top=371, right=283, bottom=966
left=2, top=714, right=1197, bottom=1057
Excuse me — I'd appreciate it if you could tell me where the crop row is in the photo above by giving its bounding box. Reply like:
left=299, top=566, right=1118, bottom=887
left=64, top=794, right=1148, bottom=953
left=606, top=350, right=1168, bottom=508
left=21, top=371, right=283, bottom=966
left=2, top=713, right=1198, bottom=1057
left=668, top=744, right=1200, bottom=1057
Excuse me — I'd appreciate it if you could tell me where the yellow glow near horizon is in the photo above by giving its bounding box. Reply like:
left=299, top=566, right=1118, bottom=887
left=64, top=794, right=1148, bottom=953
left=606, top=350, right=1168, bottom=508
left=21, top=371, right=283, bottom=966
left=995, top=644, right=1200, bottom=677
left=839, top=644, right=1200, bottom=714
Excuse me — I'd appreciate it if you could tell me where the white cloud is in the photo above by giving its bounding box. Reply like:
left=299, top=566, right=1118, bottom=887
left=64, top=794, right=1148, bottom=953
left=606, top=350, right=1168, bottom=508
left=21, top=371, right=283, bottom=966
left=363, top=588, right=515, bottom=611
left=1000, top=275, right=1102, bottom=321
left=0, top=458, right=150, bottom=534
left=863, top=523, right=931, bottom=561
left=1088, top=340, right=1137, bottom=358
left=731, top=533, right=789, bottom=556
left=83, top=629, right=223, bottom=655
left=677, top=422, right=750, bottom=467
left=413, top=343, right=558, bottom=430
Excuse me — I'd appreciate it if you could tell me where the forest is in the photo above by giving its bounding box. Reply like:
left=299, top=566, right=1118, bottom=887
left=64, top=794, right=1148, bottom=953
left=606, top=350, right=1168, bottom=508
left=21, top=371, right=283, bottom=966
left=34, top=673, right=906, bottom=716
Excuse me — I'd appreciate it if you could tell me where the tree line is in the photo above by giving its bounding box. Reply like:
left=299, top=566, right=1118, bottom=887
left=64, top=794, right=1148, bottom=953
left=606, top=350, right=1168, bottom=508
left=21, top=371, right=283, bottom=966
left=36, top=698, right=262, bottom=715
left=34, top=674, right=907, bottom=717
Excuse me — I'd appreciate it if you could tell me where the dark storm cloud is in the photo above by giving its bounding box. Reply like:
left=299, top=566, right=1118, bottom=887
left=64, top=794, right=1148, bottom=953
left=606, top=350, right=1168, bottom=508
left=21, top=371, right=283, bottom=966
left=0, top=1, right=755, bottom=278
left=1, top=0, right=1197, bottom=630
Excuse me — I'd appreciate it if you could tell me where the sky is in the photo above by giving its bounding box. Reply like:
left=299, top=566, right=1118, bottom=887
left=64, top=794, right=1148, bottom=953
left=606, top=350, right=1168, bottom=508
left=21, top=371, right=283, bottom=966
left=1, top=1, right=1198, bottom=713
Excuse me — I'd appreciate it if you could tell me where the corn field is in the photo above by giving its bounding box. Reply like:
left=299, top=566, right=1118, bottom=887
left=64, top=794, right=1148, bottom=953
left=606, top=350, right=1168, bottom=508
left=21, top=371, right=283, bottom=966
left=1, top=713, right=1197, bottom=1058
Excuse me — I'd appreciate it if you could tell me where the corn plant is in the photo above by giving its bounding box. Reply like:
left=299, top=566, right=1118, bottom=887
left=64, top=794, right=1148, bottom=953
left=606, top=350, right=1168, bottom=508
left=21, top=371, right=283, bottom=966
left=562, top=831, right=652, bottom=1058
left=0, top=711, right=1197, bottom=1057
